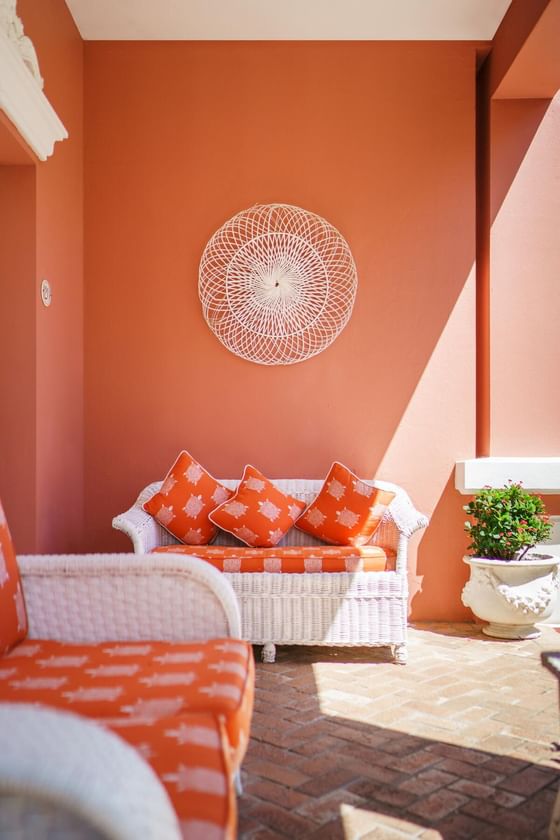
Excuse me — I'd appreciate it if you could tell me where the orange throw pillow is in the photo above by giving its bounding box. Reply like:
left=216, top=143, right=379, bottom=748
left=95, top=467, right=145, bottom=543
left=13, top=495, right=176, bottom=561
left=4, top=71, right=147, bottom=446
left=143, top=451, right=233, bottom=545
left=209, top=465, right=306, bottom=548
left=0, top=499, right=28, bottom=655
left=296, top=462, right=395, bottom=546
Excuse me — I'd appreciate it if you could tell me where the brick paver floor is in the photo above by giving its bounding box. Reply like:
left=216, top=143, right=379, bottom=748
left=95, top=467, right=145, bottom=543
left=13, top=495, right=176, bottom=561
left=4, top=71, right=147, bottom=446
left=239, top=622, right=560, bottom=839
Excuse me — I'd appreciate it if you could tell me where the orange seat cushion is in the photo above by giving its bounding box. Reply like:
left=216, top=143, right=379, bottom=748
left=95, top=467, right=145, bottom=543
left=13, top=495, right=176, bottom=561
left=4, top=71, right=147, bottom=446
left=153, top=544, right=395, bottom=572
left=143, top=451, right=233, bottom=545
left=111, top=713, right=236, bottom=840
left=208, top=465, right=306, bottom=547
left=0, top=638, right=254, bottom=771
left=296, top=462, right=395, bottom=546
left=0, top=499, right=27, bottom=655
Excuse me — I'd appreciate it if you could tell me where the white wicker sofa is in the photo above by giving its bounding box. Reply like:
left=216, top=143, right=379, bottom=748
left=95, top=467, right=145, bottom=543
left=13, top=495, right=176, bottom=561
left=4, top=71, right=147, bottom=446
left=114, top=479, right=428, bottom=665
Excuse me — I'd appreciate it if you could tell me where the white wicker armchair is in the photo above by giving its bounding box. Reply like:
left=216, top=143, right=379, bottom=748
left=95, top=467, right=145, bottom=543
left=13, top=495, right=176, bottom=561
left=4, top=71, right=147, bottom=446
left=113, top=480, right=428, bottom=664
left=1, top=552, right=245, bottom=839
left=0, top=703, right=182, bottom=840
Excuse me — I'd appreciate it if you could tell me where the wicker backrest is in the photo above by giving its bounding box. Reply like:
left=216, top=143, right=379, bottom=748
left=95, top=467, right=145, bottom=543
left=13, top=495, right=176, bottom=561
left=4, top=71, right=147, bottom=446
left=138, top=478, right=407, bottom=551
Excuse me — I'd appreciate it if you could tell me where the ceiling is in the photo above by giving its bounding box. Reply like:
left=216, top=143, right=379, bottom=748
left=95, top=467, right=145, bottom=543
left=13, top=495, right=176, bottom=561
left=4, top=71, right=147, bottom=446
left=64, top=0, right=512, bottom=41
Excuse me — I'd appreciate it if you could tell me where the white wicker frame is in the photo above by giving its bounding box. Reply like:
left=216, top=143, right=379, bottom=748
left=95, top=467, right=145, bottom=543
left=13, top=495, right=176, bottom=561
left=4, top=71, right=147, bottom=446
left=0, top=703, right=182, bottom=840
left=199, top=204, right=357, bottom=365
left=113, top=480, right=428, bottom=664
left=17, top=553, right=241, bottom=642
left=2, top=553, right=244, bottom=838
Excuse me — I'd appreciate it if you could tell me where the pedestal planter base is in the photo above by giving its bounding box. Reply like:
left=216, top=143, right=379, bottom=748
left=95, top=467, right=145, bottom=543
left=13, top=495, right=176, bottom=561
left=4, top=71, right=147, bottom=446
left=462, top=555, right=560, bottom=640
left=482, top=621, right=542, bottom=640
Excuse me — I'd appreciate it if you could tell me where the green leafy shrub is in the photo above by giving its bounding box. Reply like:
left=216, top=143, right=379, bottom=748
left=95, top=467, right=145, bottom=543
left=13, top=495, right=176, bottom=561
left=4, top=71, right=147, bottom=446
left=464, top=482, right=552, bottom=560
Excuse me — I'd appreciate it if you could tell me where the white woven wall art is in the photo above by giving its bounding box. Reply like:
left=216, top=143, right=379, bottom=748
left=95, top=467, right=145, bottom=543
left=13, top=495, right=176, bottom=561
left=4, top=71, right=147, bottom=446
left=198, top=203, right=358, bottom=365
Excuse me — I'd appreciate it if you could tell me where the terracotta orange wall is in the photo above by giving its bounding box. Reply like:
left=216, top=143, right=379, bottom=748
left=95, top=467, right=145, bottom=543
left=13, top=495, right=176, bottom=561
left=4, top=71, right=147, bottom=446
left=493, top=0, right=560, bottom=98
left=3, top=0, right=84, bottom=552
left=0, top=166, right=37, bottom=551
left=487, top=0, right=550, bottom=96
left=84, top=41, right=477, bottom=619
left=490, top=94, right=560, bottom=458
left=0, top=112, right=35, bottom=164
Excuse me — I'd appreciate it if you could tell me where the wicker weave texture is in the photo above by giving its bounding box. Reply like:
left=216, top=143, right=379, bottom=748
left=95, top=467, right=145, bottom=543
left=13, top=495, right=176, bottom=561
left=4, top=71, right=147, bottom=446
left=238, top=596, right=407, bottom=647
left=0, top=796, right=106, bottom=839
left=228, top=570, right=407, bottom=645
left=17, top=553, right=241, bottom=642
left=0, top=704, right=181, bottom=840
left=229, top=569, right=406, bottom=597
left=199, top=204, right=358, bottom=365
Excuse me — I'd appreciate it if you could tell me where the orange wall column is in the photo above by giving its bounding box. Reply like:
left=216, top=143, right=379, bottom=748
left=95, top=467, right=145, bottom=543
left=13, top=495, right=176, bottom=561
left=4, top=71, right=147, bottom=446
left=489, top=95, right=560, bottom=456
left=17, top=0, right=85, bottom=552
left=478, top=0, right=560, bottom=461
left=0, top=166, right=38, bottom=550
left=475, top=63, right=491, bottom=457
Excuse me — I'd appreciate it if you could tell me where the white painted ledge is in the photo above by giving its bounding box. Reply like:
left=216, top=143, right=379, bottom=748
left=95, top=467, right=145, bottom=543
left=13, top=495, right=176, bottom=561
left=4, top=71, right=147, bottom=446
left=455, top=457, right=560, bottom=494
left=0, top=30, right=67, bottom=161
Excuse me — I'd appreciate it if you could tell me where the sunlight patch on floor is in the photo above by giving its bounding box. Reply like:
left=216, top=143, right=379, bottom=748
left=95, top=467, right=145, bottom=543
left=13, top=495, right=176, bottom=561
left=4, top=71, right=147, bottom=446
left=308, top=624, right=559, bottom=765
left=340, top=801, right=433, bottom=838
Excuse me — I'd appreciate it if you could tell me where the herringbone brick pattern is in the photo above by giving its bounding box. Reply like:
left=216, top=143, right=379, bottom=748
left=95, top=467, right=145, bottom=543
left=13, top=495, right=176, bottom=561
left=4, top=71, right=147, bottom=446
left=239, top=623, right=560, bottom=839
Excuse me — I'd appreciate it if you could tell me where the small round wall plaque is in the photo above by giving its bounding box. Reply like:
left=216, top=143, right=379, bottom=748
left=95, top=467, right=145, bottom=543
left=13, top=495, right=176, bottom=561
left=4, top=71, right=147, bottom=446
left=40, top=278, right=52, bottom=307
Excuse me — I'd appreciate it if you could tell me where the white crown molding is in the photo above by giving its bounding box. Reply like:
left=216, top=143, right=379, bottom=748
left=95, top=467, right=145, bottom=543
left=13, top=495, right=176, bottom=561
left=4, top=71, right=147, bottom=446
left=0, top=2, right=67, bottom=161
left=66, top=0, right=513, bottom=41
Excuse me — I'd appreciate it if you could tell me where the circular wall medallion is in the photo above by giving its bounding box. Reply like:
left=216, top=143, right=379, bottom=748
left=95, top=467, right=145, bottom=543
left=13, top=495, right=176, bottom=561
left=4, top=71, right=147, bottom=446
left=40, top=278, right=52, bottom=307
left=199, top=204, right=357, bottom=365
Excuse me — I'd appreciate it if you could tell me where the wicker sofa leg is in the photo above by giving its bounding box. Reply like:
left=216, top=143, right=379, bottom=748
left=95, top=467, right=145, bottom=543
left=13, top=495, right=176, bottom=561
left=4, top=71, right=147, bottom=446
left=261, top=643, right=276, bottom=663
left=234, top=770, right=243, bottom=796
left=392, top=643, right=408, bottom=665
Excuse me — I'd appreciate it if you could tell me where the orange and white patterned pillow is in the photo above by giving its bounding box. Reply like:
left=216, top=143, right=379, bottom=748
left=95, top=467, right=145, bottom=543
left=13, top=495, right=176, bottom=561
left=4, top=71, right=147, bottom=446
left=209, top=466, right=306, bottom=548
left=143, top=451, right=233, bottom=545
left=0, top=499, right=28, bottom=655
left=295, top=462, right=395, bottom=547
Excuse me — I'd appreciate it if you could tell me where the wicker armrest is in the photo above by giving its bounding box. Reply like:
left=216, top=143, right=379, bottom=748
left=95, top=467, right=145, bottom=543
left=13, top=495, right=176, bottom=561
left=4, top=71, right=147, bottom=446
left=17, top=553, right=241, bottom=642
left=0, top=703, right=181, bottom=840
left=112, top=483, right=171, bottom=552
left=374, top=479, right=429, bottom=538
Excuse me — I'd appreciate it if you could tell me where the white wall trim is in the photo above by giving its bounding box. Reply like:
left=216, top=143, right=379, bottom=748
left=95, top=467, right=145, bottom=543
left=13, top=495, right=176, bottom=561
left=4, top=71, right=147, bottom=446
left=455, top=457, right=560, bottom=494
left=0, top=21, right=67, bottom=161
left=65, top=0, right=513, bottom=42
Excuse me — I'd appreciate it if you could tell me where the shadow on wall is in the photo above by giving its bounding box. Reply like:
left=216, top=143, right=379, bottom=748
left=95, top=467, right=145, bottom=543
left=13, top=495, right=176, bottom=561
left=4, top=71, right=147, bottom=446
left=490, top=95, right=560, bottom=456
left=374, top=97, right=559, bottom=622
left=490, top=98, right=552, bottom=222
left=412, top=473, right=472, bottom=622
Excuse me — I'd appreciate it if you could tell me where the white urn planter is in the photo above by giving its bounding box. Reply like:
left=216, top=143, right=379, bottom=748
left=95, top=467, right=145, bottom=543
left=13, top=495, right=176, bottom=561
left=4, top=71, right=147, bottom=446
left=462, top=554, right=560, bottom=639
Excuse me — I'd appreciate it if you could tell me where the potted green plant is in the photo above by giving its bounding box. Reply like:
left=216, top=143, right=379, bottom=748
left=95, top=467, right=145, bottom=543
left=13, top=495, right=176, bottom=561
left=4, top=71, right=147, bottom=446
left=461, top=482, right=559, bottom=639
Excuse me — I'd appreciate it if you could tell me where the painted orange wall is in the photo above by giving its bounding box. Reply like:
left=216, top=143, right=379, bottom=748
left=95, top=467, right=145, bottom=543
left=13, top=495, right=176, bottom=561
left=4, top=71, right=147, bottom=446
left=84, top=41, right=477, bottom=619
left=1, top=0, right=84, bottom=552
left=487, top=0, right=550, bottom=97
left=0, top=166, right=37, bottom=551
left=0, top=113, right=34, bottom=164
left=490, top=94, right=560, bottom=457
left=493, top=0, right=560, bottom=98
